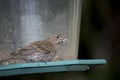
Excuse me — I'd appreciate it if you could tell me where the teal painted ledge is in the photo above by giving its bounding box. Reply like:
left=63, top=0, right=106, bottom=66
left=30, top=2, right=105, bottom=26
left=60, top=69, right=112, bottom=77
left=0, top=59, right=107, bottom=77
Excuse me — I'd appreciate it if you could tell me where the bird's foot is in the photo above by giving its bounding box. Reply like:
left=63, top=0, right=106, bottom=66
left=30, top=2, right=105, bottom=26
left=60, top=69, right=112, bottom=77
left=52, top=56, right=63, bottom=61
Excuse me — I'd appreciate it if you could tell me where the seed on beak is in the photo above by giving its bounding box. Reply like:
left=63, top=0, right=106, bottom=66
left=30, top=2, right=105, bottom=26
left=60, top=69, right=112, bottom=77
left=63, top=38, right=68, bottom=44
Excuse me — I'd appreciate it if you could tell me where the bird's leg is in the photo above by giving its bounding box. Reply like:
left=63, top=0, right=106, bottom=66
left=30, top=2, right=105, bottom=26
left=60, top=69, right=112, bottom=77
left=52, top=56, right=63, bottom=61
left=40, top=60, right=47, bottom=64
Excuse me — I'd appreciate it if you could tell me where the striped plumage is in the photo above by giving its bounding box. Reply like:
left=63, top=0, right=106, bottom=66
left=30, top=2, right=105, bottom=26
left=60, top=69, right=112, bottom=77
left=0, top=34, right=67, bottom=65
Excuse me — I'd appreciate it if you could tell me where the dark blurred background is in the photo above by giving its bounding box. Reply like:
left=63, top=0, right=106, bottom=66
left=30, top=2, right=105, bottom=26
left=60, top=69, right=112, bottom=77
left=79, top=0, right=120, bottom=80
left=0, top=0, right=120, bottom=80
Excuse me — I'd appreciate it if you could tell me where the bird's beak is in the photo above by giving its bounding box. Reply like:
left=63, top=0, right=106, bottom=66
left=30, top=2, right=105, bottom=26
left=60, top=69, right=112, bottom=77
left=62, top=38, right=68, bottom=44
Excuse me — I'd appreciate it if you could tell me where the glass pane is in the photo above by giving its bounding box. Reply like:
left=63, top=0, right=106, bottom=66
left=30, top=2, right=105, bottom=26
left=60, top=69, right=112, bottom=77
left=0, top=0, right=81, bottom=60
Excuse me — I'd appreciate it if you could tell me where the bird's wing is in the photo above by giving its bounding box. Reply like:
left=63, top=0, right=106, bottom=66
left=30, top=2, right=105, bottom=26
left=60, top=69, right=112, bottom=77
left=31, top=40, right=56, bottom=54
left=10, top=40, right=52, bottom=55
left=11, top=44, right=34, bottom=55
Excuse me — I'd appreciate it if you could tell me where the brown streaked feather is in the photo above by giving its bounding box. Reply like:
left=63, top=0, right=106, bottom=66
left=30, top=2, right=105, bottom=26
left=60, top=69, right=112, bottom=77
left=0, top=34, right=67, bottom=65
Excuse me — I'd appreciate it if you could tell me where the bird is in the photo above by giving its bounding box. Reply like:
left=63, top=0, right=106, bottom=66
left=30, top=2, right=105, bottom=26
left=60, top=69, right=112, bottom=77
left=0, top=34, right=68, bottom=65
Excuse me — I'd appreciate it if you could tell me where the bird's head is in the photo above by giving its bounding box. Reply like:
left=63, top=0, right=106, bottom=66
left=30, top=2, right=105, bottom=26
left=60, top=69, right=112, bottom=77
left=48, top=34, right=68, bottom=45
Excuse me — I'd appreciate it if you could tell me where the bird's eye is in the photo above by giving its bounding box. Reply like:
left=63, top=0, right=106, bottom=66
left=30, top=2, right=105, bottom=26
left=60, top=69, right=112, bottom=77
left=56, top=36, right=59, bottom=38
